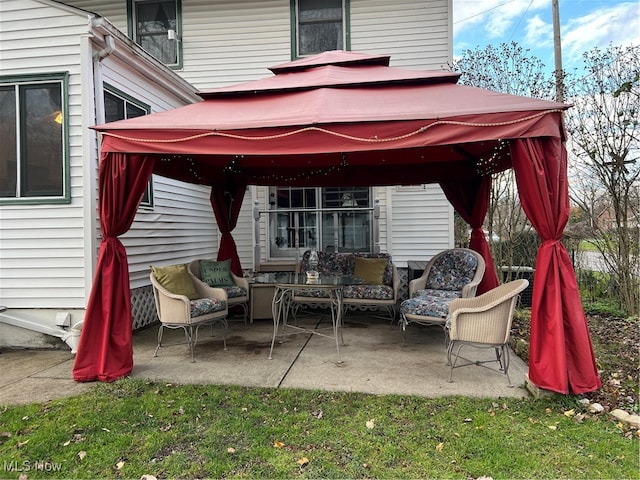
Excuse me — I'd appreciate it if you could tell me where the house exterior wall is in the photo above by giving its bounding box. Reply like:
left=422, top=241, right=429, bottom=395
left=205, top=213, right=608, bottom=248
left=0, top=1, right=93, bottom=312
left=0, top=0, right=213, bottom=346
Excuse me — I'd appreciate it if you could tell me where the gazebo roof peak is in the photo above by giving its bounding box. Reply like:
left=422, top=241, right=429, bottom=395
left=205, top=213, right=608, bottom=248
left=197, top=50, right=460, bottom=99
left=269, top=50, right=391, bottom=73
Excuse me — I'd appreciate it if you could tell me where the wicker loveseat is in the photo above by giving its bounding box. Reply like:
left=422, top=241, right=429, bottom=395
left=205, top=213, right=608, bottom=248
left=294, top=250, right=400, bottom=321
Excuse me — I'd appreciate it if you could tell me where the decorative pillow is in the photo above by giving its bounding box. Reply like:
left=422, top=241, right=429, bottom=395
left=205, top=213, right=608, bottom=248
left=353, top=256, right=387, bottom=285
left=151, top=264, right=199, bottom=300
left=200, top=259, right=234, bottom=287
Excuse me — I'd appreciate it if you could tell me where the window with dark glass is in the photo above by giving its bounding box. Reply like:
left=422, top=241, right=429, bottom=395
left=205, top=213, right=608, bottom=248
left=129, top=0, right=181, bottom=66
left=268, top=186, right=371, bottom=258
left=294, top=0, right=346, bottom=57
left=0, top=79, right=65, bottom=200
left=104, top=88, right=153, bottom=206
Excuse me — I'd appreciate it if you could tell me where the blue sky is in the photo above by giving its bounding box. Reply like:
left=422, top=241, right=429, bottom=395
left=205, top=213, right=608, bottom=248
left=453, top=0, right=640, bottom=73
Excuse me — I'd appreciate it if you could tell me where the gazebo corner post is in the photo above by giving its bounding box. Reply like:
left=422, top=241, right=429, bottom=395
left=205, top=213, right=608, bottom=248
left=253, top=199, right=261, bottom=273
left=373, top=197, right=380, bottom=254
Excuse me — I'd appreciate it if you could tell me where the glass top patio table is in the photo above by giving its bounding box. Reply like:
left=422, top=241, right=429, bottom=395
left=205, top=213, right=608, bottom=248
left=255, top=273, right=362, bottom=363
left=252, top=272, right=363, bottom=287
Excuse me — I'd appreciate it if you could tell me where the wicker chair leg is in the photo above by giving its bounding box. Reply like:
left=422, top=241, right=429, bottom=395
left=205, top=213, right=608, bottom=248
left=186, top=325, right=197, bottom=363
left=153, top=325, right=164, bottom=357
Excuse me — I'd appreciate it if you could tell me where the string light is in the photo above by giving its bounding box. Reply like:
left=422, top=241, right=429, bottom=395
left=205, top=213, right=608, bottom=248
left=222, top=154, right=347, bottom=183
left=475, top=139, right=510, bottom=176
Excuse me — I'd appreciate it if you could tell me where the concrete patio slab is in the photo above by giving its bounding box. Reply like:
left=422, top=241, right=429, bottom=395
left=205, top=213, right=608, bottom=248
left=0, top=314, right=530, bottom=406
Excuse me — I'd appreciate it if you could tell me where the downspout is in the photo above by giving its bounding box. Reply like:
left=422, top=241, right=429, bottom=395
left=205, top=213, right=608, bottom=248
left=0, top=308, right=82, bottom=353
left=94, top=34, right=115, bottom=61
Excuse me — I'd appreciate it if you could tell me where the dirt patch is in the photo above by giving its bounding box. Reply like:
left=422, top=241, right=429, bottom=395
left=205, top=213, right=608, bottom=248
left=226, top=335, right=271, bottom=355
left=510, top=312, right=639, bottom=412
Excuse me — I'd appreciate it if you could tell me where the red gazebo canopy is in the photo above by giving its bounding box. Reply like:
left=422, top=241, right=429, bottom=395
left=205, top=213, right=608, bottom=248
left=74, top=51, right=601, bottom=395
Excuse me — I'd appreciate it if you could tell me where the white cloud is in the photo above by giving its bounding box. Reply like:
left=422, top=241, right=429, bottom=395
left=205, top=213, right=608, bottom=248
left=524, top=14, right=553, bottom=48
left=562, top=3, right=640, bottom=60
left=453, top=0, right=551, bottom=38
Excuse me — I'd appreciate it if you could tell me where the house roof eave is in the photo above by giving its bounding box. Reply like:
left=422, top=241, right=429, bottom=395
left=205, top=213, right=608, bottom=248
left=89, top=16, right=200, bottom=105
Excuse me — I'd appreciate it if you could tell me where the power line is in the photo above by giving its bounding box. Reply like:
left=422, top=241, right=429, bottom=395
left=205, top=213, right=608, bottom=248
left=508, top=0, right=534, bottom=42
left=453, top=0, right=517, bottom=25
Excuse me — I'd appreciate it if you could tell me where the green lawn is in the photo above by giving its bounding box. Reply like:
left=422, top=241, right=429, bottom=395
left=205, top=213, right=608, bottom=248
left=0, top=379, right=637, bottom=479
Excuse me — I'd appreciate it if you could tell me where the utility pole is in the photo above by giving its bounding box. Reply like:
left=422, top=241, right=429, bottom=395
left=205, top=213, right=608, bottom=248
left=552, top=0, right=564, bottom=102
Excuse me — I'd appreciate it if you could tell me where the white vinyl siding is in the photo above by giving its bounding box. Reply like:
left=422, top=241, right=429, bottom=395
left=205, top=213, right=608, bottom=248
left=123, top=178, right=218, bottom=286
left=0, top=0, right=206, bottom=308
left=350, top=0, right=450, bottom=69
left=0, top=0, right=90, bottom=308
left=64, top=0, right=292, bottom=90
left=390, top=184, right=453, bottom=266
left=95, top=50, right=212, bottom=289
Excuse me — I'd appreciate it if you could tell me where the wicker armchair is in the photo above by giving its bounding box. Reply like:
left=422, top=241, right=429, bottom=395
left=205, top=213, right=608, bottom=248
left=150, top=267, right=228, bottom=362
left=400, top=248, right=485, bottom=343
left=188, top=259, right=250, bottom=326
left=446, top=279, right=529, bottom=386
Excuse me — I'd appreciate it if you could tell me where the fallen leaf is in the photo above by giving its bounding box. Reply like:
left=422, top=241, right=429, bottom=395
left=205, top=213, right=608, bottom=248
left=227, top=447, right=236, bottom=454
left=548, top=425, right=558, bottom=430
left=116, top=460, right=125, bottom=470
left=63, top=440, right=71, bottom=446
left=297, top=457, right=309, bottom=466
left=78, top=450, right=87, bottom=460
left=563, top=409, right=575, bottom=417
left=17, top=439, right=29, bottom=448
left=102, top=427, right=111, bottom=432
left=463, top=418, right=472, bottom=423
left=366, top=419, right=375, bottom=429
left=274, top=440, right=285, bottom=448
left=140, top=475, right=157, bottom=480
left=436, top=442, right=444, bottom=452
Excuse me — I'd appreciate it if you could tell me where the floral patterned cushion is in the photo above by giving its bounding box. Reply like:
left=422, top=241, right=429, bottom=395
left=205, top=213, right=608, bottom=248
left=400, top=295, right=449, bottom=319
left=300, top=250, right=353, bottom=275
left=424, top=251, right=479, bottom=291
left=343, top=284, right=394, bottom=300
left=221, top=285, right=247, bottom=299
left=190, top=298, right=226, bottom=317
left=413, top=289, right=461, bottom=300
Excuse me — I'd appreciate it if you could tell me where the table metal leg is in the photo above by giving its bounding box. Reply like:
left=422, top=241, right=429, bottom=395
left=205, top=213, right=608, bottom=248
left=269, top=286, right=289, bottom=360
left=269, top=285, right=344, bottom=363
